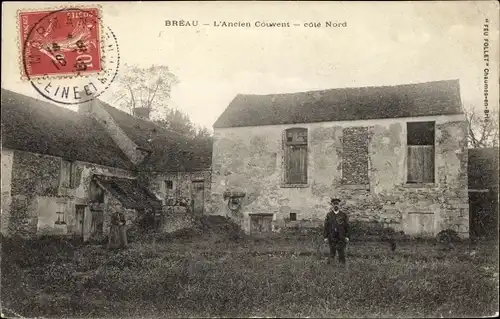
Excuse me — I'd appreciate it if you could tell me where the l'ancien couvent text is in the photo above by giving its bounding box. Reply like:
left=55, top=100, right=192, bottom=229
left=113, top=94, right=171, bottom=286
left=164, top=20, right=347, bottom=28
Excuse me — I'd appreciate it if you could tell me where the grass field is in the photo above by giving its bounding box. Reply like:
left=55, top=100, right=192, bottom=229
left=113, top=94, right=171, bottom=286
left=1, top=217, right=498, bottom=318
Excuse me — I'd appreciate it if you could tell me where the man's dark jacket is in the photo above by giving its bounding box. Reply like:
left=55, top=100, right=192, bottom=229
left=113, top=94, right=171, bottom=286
left=323, top=210, right=350, bottom=242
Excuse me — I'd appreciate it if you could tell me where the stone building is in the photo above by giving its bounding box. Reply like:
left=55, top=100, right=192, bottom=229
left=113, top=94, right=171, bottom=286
left=209, top=80, right=469, bottom=237
left=1, top=88, right=211, bottom=240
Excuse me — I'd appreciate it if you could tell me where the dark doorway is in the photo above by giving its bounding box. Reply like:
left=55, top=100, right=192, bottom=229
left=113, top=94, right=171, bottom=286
left=192, top=181, right=205, bottom=216
left=90, top=209, right=104, bottom=237
left=75, top=205, right=86, bottom=238
left=250, top=214, right=273, bottom=234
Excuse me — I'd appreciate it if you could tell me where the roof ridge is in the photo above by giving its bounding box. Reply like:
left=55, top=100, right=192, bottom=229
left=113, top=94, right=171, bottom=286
left=234, top=79, right=460, bottom=97
left=1, top=88, right=81, bottom=115
left=214, top=79, right=463, bottom=128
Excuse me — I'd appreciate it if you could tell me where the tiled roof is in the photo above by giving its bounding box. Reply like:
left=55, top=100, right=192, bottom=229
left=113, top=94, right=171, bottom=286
left=99, top=102, right=212, bottom=172
left=94, top=175, right=162, bottom=209
left=1, top=88, right=134, bottom=170
left=214, top=80, right=464, bottom=128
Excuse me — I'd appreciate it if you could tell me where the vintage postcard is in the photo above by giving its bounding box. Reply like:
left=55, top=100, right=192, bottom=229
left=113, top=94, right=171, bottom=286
left=1, top=1, right=499, bottom=318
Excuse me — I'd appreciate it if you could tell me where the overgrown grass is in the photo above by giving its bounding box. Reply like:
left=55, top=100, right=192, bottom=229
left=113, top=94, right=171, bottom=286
left=1, top=220, right=498, bottom=318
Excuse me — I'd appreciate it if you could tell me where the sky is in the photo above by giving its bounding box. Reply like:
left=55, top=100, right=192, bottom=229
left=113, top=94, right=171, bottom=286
left=2, top=1, right=499, bottom=130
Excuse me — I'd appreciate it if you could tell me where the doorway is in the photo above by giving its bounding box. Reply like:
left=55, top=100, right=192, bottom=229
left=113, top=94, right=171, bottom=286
left=192, top=181, right=205, bottom=216
left=75, top=205, right=86, bottom=238
left=90, top=209, right=104, bottom=237
left=250, top=214, right=273, bottom=234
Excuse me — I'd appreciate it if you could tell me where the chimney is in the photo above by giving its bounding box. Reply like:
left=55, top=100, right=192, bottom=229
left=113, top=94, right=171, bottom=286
left=133, top=107, right=151, bottom=120
left=75, top=89, right=149, bottom=165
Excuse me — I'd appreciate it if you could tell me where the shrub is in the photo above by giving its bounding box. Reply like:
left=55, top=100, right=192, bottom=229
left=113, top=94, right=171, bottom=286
left=85, top=234, right=108, bottom=246
left=135, top=211, right=158, bottom=232
left=437, top=229, right=461, bottom=243
left=349, top=220, right=398, bottom=240
left=192, top=215, right=246, bottom=242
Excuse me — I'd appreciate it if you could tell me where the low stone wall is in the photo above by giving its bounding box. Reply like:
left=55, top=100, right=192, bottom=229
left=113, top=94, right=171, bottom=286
left=274, top=219, right=323, bottom=233
left=160, top=206, right=194, bottom=233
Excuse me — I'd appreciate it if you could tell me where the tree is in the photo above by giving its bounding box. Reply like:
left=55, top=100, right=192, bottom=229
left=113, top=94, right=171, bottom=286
left=154, top=108, right=213, bottom=140
left=465, top=107, right=499, bottom=148
left=193, top=126, right=214, bottom=151
left=111, top=63, right=213, bottom=143
left=154, top=108, right=196, bottom=138
left=112, top=64, right=179, bottom=115
left=194, top=126, right=213, bottom=140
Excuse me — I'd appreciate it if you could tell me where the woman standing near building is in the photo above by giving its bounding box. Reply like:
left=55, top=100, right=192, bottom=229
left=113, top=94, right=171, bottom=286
left=108, top=204, right=128, bottom=249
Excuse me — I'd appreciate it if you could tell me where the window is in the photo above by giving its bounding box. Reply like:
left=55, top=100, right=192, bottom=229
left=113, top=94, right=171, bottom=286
left=290, top=212, right=297, bottom=221
left=60, top=160, right=77, bottom=189
left=342, top=127, right=369, bottom=185
left=284, top=128, right=308, bottom=185
left=165, top=180, right=173, bottom=190
left=407, top=121, right=435, bottom=184
left=55, top=211, right=66, bottom=225
left=165, top=180, right=175, bottom=200
left=60, top=160, right=71, bottom=188
left=69, top=163, right=78, bottom=188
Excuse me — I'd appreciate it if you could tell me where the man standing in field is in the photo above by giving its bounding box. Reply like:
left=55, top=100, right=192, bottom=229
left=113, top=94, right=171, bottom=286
left=324, top=198, right=350, bottom=266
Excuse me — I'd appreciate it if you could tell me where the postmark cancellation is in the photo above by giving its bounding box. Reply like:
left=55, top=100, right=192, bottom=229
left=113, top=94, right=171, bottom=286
left=16, top=5, right=120, bottom=104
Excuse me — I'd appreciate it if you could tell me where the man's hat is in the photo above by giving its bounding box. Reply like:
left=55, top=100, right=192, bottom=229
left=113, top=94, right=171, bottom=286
left=330, top=198, right=341, bottom=205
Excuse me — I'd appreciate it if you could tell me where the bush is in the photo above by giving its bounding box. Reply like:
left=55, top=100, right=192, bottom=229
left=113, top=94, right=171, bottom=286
left=139, top=215, right=247, bottom=244
left=85, top=234, right=108, bottom=246
left=192, top=215, right=246, bottom=242
left=135, top=211, right=158, bottom=232
left=437, top=229, right=461, bottom=243
left=350, top=220, right=398, bottom=240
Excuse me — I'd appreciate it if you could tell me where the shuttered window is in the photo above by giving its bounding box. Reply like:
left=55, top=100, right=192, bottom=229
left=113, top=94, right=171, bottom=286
left=407, top=122, right=435, bottom=184
left=60, top=160, right=77, bottom=189
left=284, top=128, right=308, bottom=184
left=60, top=160, right=71, bottom=188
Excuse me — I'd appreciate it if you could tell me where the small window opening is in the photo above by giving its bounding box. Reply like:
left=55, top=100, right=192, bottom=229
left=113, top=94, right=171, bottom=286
left=165, top=180, right=173, bottom=190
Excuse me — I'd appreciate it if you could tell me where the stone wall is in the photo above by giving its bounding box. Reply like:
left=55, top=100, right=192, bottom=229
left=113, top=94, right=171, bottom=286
left=1, top=149, right=14, bottom=235
left=147, top=170, right=212, bottom=214
left=3, top=149, right=136, bottom=238
left=341, top=127, right=369, bottom=185
left=160, top=206, right=194, bottom=233
left=102, top=193, right=139, bottom=236
left=144, top=170, right=211, bottom=233
left=9, top=150, right=60, bottom=236
left=209, top=114, right=469, bottom=237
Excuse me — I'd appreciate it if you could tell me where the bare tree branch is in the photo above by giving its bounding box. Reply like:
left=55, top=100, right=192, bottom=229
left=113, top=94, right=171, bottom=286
left=146, top=81, right=161, bottom=109
left=126, top=83, right=136, bottom=114
left=465, top=106, right=499, bottom=148
left=112, top=64, right=179, bottom=115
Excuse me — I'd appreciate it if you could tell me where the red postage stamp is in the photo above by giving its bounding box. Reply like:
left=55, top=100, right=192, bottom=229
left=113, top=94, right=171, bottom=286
left=18, top=7, right=103, bottom=79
